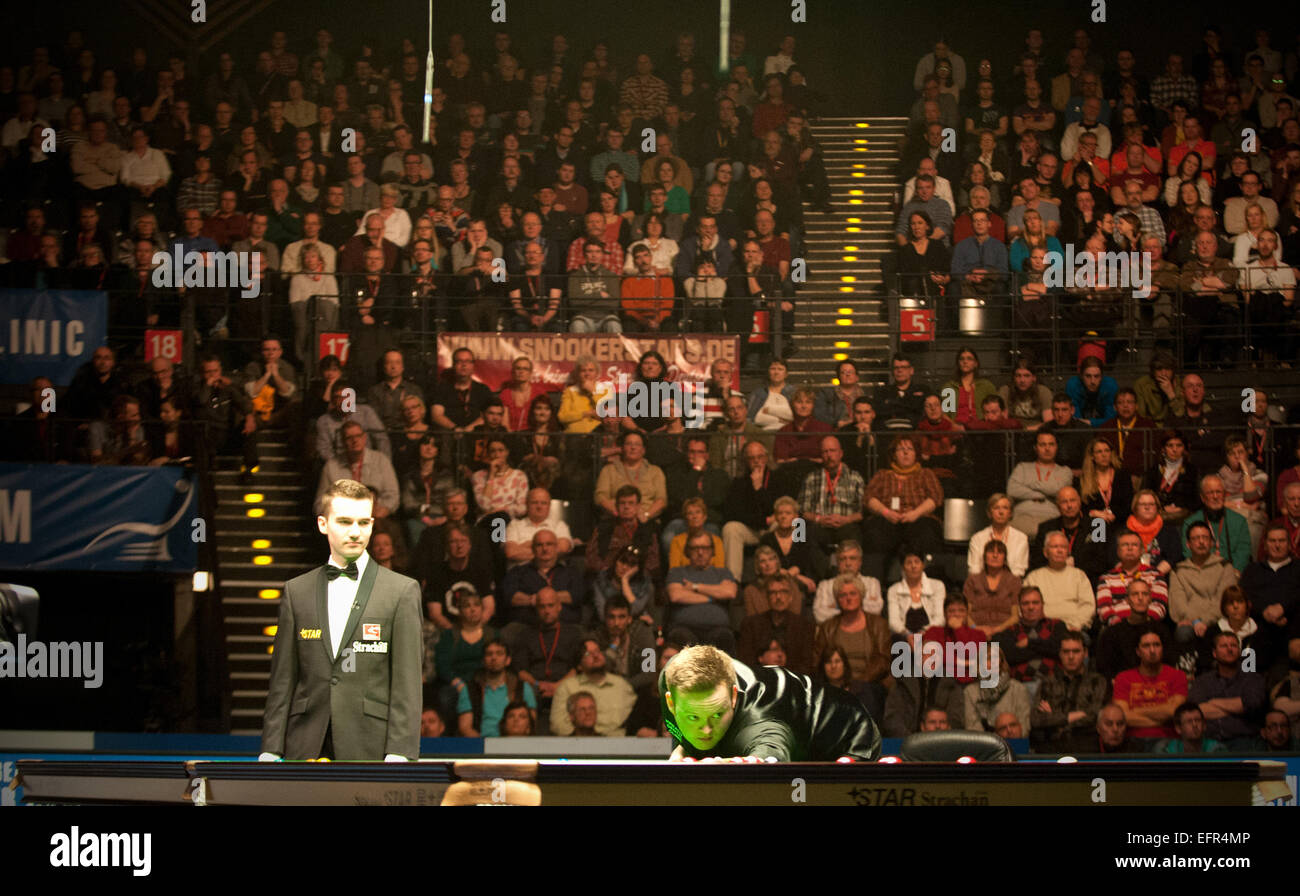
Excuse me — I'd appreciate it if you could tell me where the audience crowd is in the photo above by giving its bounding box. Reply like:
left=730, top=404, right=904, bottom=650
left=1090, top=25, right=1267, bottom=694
left=2, top=25, right=1299, bottom=751
left=891, top=27, right=1300, bottom=369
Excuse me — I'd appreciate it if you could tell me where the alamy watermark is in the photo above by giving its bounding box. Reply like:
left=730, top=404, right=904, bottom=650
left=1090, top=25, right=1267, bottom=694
left=596, top=374, right=707, bottom=428
left=0, top=635, right=103, bottom=688
left=151, top=247, right=262, bottom=298
left=1043, top=246, right=1151, bottom=298
left=49, top=827, right=151, bottom=876
left=890, top=637, right=1001, bottom=688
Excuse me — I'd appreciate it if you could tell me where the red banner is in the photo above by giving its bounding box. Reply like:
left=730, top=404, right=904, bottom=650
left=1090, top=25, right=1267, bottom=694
left=434, top=332, right=741, bottom=393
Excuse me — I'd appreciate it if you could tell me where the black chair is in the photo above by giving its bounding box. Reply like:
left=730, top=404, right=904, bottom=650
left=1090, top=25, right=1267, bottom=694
left=899, top=729, right=1016, bottom=762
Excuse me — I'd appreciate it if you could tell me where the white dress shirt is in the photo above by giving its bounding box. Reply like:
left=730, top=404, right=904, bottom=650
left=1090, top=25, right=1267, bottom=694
left=327, top=550, right=369, bottom=659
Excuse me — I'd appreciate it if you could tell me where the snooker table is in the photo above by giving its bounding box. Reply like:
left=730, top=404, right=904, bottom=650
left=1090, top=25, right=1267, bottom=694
left=14, top=757, right=1291, bottom=806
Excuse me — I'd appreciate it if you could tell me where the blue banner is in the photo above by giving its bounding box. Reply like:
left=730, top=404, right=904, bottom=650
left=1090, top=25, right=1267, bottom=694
left=0, top=289, right=107, bottom=386
left=0, top=464, right=197, bottom=572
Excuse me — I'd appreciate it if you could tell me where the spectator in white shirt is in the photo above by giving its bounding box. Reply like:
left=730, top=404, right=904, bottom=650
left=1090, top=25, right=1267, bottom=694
left=903, top=157, right=956, bottom=214
left=355, top=183, right=412, bottom=248
left=812, top=540, right=883, bottom=622
left=504, top=487, right=574, bottom=566
left=968, top=493, right=1030, bottom=578
left=119, top=126, right=173, bottom=225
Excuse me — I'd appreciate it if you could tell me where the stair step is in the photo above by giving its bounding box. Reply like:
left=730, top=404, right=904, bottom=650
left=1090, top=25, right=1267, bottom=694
left=213, top=498, right=303, bottom=510
left=217, top=544, right=316, bottom=557
left=216, top=515, right=307, bottom=528
left=227, top=615, right=279, bottom=626
left=222, top=563, right=315, bottom=576
left=211, top=470, right=302, bottom=482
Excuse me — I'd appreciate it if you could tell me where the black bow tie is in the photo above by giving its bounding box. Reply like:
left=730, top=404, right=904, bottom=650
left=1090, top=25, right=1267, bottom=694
left=325, top=562, right=359, bottom=581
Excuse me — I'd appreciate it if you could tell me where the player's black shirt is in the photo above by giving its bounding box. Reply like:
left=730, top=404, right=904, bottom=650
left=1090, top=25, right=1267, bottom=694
left=659, top=660, right=882, bottom=761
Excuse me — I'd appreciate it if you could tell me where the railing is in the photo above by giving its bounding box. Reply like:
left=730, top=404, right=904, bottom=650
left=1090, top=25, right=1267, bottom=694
left=36, top=263, right=1300, bottom=410
left=304, top=272, right=791, bottom=362
left=74, top=274, right=788, bottom=372
left=881, top=269, right=1298, bottom=378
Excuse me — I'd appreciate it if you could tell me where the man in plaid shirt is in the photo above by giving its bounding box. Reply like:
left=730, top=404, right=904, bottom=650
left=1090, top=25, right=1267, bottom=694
left=176, top=152, right=223, bottom=216
left=993, top=586, right=1068, bottom=685
left=619, top=54, right=669, bottom=121
left=565, top=212, right=624, bottom=272
left=1119, top=180, right=1167, bottom=246
left=1029, top=631, right=1109, bottom=751
left=798, top=436, right=865, bottom=550
left=1149, top=54, right=1198, bottom=117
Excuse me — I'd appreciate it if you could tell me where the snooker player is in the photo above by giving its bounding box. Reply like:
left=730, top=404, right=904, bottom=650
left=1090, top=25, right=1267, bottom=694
left=660, top=644, right=882, bottom=761
left=259, top=479, right=423, bottom=761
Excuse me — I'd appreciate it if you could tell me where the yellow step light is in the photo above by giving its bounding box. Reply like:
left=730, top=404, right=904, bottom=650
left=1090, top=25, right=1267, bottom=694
left=259, top=589, right=281, bottom=600
left=247, top=508, right=265, bottom=519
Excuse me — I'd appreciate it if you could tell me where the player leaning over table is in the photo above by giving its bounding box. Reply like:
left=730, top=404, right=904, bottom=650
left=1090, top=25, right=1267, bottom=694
left=659, top=644, right=882, bottom=761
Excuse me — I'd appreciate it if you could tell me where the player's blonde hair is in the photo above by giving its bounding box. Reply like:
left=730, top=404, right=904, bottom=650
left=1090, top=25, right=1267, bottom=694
left=664, top=645, right=736, bottom=696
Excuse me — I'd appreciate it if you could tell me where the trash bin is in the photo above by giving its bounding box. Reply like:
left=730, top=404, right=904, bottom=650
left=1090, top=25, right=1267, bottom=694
left=959, top=298, right=988, bottom=335
left=943, top=497, right=986, bottom=544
